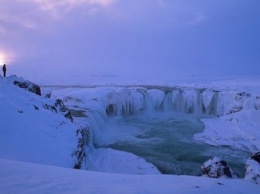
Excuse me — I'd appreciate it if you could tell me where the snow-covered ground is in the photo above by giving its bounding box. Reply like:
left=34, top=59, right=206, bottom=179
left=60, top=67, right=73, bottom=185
left=1, top=75, right=260, bottom=193
left=0, top=75, right=159, bottom=175
left=1, top=158, right=259, bottom=194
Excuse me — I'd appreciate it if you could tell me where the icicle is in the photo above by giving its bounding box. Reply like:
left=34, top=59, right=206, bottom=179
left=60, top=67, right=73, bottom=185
left=183, top=90, right=197, bottom=114
left=163, top=92, right=173, bottom=111
left=147, top=89, right=165, bottom=110
left=202, top=89, right=215, bottom=110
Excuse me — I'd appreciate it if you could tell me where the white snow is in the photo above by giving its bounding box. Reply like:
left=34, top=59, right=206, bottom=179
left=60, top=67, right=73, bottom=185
left=86, top=148, right=160, bottom=174
left=194, top=109, right=260, bottom=152
left=1, top=75, right=260, bottom=193
left=0, top=76, right=161, bottom=174
left=0, top=159, right=259, bottom=194
left=0, top=76, right=77, bottom=167
left=245, top=159, right=260, bottom=184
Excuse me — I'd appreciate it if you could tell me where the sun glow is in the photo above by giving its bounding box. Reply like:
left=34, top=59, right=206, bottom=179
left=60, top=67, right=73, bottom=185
left=0, top=52, right=14, bottom=66
left=0, top=54, right=5, bottom=65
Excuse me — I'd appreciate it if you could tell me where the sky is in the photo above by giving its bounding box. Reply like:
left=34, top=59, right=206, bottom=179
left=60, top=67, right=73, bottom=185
left=0, top=0, right=260, bottom=84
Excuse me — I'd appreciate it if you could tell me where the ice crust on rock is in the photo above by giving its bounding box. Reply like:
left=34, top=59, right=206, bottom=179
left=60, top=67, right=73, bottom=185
left=201, top=156, right=239, bottom=178
left=245, top=152, right=260, bottom=184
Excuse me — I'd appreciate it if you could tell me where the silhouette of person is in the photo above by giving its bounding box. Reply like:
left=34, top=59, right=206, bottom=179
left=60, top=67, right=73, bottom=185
left=2, top=64, right=6, bottom=77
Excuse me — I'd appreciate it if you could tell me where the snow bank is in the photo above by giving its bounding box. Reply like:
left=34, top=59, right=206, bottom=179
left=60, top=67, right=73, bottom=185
left=86, top=148, right=160, bottom=174
left=194, top=109, right=260, bottom=152
left=0, top=76, right=77, bottom=167
left=0, top=159, right=259, bottom=194
left=0, top=76, right=160, bottom=175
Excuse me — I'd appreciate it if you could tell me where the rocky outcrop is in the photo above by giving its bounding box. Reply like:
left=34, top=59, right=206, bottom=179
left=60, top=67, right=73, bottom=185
left=251, top=152, right=260, bottom=163
left=43, top=103, right=58, bottom=113
left=201, top=156, right=238, bottom=178
left=245, top=152, right=260, bottom=184
left=73, top=127, right=91, bottom=169
left=12, top=76, right=41, bottom=96
left=43, top=98, right=73, bottom=122
left=65, top=111, right=73, bottom=122
left=55, top=99, right=66, bottom=112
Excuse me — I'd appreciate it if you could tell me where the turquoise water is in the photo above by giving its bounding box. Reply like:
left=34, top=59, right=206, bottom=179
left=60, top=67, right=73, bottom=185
left=95, top=112, right=250, bottom=177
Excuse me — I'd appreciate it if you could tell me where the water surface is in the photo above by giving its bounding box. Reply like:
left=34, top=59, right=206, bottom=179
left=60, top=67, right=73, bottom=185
left=94, top=112, right=250, bottom=177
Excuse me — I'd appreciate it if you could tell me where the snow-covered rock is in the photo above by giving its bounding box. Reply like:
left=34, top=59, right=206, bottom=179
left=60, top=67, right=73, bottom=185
left=251, top=152, right=260, bottom=163
left=8, top=75, right=42, bottom=96
left=245, top=152, right=260, bottom=184
left=201, top=156, right=239, bottom=178
left=0, top=76, right=78, bottom=168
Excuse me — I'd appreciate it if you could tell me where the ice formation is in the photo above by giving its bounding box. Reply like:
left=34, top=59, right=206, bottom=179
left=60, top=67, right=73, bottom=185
left=49, top=85, right=260, bottom=154
left=51, top=85, right=259, bottom=118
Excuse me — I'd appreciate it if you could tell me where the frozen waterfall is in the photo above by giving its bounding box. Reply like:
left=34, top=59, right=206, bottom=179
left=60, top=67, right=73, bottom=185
left=49, top=85, right=258, bottom=174
left=49, top=85, right=257, bottom=149
left=52, top=86, right=257, bottom=119
left=103, top=87, right=219, bottom=116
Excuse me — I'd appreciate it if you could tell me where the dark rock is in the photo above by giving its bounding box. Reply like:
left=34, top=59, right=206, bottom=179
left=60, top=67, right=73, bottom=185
left=43, top=104, right=57, bottom=113
left=236, top=92, right=251, bottom=98
left=55, top=99, right=66, bottom=112
left=255, top=97, right=260, bottom=110
left=65, top=111, right=73, bottom=122
left=73, top=127, right=91, bottom=169
left=33, top=105, right=39, bottom=110
left=251, top=152, right=260, bottom=163
left=201, top=156, right=239, bottom=178
left=13, top=80, right=41, bottom=96
left=45, top=93, right=51, bottom=98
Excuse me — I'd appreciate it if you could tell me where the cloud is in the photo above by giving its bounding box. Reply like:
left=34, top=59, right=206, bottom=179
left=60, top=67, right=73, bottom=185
left=31, top=0, right=117, bottom=9
left=29, top=0, right=117, bottom=19
left=0, top=0, right=118, bottom=36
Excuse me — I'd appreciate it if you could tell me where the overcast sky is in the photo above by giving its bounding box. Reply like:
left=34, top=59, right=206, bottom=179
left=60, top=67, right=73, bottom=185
left=0, top=0, right=260, bottom=84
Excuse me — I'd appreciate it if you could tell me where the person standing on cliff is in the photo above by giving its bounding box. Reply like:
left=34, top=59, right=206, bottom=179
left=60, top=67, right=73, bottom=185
left=2, top=64, right=6, bottom=77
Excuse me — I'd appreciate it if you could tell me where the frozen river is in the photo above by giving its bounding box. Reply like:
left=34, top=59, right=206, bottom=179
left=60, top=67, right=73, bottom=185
left=46, top=84, right=259, bottom=177
left=95, top=112, right=250, bottom=177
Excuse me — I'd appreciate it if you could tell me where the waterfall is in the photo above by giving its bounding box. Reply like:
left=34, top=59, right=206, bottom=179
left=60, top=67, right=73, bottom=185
left=51, top=85, right=256, bottom=168
left=99, top=87, right=220, bottom=117
left=53, top=85, right=255, bottom=146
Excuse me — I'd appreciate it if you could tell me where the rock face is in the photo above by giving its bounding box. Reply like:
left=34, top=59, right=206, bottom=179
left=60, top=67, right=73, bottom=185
left=11, top=76, right=41, bottom=96
left=245, top=152, right=260, bottom=184
left=73, top=127, right=91, bottom=169
left=251, top=152, right=260, bottom=163
left=43, top=99, right=73, bottom=122
left=201, top=156, right=239, bottom=178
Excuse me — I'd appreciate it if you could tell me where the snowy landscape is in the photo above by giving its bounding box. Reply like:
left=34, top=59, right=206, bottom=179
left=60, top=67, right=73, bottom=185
left=1, top=1, right=260, bottom=193
left=1, top=75, right=260, bottom=193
